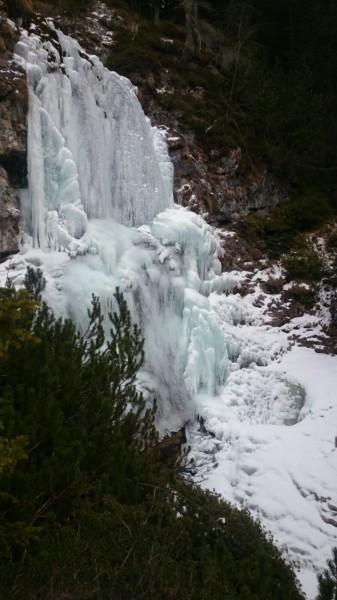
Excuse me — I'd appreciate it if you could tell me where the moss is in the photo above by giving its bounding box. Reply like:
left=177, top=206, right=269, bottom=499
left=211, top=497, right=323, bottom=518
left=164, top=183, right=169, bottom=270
left=104, top=0, right=129, bottom=8
left=264, top=276, right=284, bottom=294
left=156, top=20, right=185, bottom=40
left=240, top=215, right=267, bottom=248
left=107, top=17, right=186, bottom=78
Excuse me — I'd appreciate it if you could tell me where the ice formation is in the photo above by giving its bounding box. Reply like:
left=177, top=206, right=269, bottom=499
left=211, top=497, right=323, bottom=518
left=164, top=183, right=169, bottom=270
left=10, top=22, right=238, bottom=428
left=16, top=24, right=173, bottom=245
left=1, top=21, right=336, bottom=599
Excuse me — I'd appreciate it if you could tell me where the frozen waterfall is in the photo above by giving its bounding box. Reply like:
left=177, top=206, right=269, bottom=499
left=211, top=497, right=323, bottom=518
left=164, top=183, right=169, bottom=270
left=7, top=21, right=305, bottom=430
left=10, top=21, right=237, bottom=429
left=16, top=24, right=173, bottom=246
left=4, top=19, right=311, bottom=434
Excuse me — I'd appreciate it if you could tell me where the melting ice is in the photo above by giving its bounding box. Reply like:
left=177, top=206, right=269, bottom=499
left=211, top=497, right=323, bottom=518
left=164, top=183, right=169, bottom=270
left=1, top=21, right=336, bottom=598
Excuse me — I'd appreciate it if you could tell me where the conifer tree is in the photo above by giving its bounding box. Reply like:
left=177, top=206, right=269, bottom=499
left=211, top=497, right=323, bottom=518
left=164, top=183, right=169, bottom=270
left=317, top=548, right=337, bottom=600
left=0, top=280, right=305, bottom=599
left=0, top=286, right=38, bottom=358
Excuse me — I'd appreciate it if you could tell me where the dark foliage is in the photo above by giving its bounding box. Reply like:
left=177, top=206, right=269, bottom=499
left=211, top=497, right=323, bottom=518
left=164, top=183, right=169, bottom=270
left=317, top=547, right=337, bottom=600
left=103, top=0, right=335, bottom=186
left=0, top=278, right=304, bottom=599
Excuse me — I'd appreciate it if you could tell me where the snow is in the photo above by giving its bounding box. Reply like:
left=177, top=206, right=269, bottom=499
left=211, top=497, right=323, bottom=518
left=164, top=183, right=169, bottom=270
left=190, top=288, right=337, bottom=599
left=1, top=20, right=336, bottom=600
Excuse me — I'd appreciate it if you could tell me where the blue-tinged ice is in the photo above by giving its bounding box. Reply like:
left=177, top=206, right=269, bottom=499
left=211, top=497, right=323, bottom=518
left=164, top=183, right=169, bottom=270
left=9, top=23, right=307, bottom=433
left=11, top=23, right=239, bottom=430
left=15, top=25, right=173, bottom=245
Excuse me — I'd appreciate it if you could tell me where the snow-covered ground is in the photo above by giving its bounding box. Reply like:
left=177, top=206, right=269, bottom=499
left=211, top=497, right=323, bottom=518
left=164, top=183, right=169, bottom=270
left=188, top=280, right=337, bottom=599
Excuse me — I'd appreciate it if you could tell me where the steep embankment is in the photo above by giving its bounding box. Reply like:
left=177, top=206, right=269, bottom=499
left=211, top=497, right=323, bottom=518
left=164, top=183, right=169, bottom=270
left=49, top=0, right=290, bottom=224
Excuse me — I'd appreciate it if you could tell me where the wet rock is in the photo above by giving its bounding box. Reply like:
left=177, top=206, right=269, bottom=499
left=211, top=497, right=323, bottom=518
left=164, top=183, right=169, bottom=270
left=139, top=95, right=288, bottom=222
left=208, top=210, right=231, bottom=226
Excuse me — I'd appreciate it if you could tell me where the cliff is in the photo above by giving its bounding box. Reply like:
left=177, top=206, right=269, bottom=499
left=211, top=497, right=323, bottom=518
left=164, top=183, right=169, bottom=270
left=0, top=2, right=28, bottom=257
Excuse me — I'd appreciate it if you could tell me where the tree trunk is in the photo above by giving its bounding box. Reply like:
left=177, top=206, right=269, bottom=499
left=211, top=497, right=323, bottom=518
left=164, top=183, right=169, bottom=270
left=154, top=0, right=160, bottom=23
left=182, top=0, right=199, bottom=59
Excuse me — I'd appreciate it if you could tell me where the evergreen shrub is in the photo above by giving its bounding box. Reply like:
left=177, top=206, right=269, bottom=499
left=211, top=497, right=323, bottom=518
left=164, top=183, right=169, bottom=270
left=316, top=547, right=337, bottom=600
left=0, top=277, right=304, bottom=599
left=257, top=189, right=332, bottom=259
left=282, top=246, right=323, bottom=282
left=284, top=282, right=318, bottom=307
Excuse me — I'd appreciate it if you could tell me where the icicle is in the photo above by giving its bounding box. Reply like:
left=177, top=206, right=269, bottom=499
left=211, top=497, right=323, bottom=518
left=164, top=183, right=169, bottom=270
left=15, top=25, right=173, bottom=247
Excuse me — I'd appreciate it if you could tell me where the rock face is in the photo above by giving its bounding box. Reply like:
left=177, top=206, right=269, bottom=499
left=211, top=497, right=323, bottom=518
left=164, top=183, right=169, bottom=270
left=0, top=13, right=28, bottom=258
left=139, top=97, right=289, bottom=225
left=169, top=131, right=288, bottom=224
left=0, top=165, right=20, bottom=259
left=0, top=63, right=27, bottom=187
